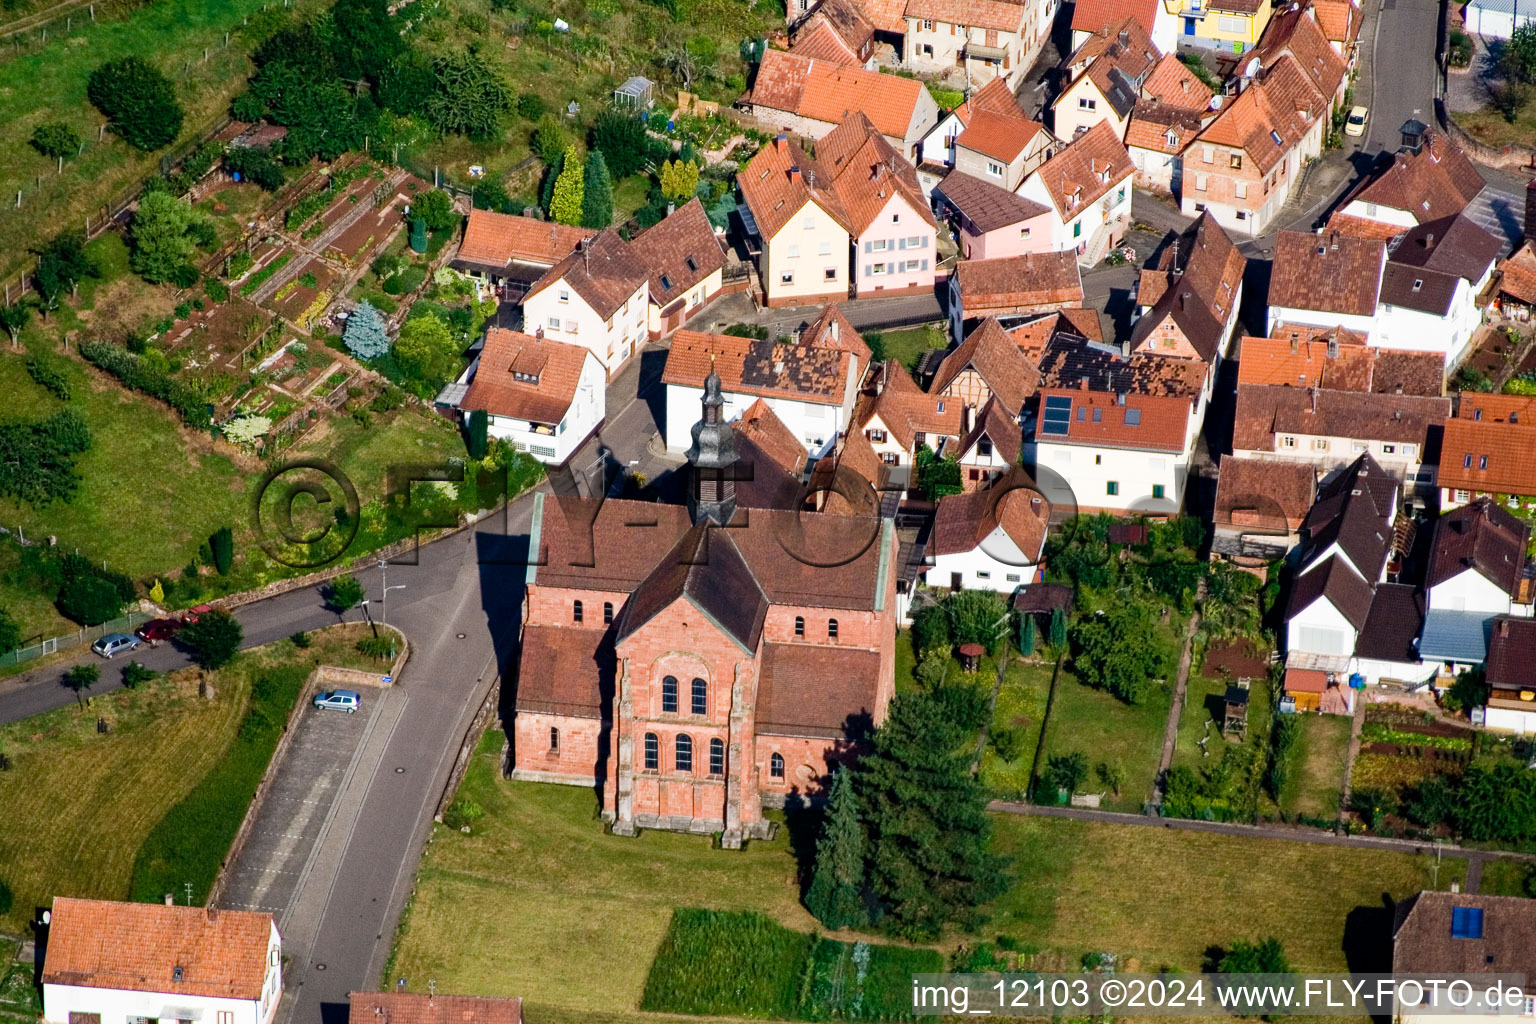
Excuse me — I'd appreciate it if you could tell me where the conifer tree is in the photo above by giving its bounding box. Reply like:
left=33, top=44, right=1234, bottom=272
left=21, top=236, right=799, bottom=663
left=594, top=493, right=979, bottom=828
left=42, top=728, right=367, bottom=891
left=1048, top=606, right=1067, bottom=648
left=804, top=765, right=866, bottom=930
left=549, top=145, right=585, bottom=226
left=539, top=148, right=564, bottom=215
left=580, top=149, right=614, bottom=229
left=1018, top=613, right=1036, bottom=657
left=344, top=300, right=390, bottom=360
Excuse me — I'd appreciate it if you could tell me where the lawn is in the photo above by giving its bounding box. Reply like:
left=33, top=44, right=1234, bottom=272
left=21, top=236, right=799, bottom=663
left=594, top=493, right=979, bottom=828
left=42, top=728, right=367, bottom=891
left=1450, top=106, right=1536, bottom=150
left=988, top=814, right=1467, bottom=972
left=0, top=0, right=329, bottom=280
left=978, top=656, right=1054, bottom=797
left=1036, top=667, right=1169, bottom=811
left=868, top=324, right=948, bottom=372
left=1279, top=713, right=1352, bottom=821
left=1477, top=858, right=1533, bottom=898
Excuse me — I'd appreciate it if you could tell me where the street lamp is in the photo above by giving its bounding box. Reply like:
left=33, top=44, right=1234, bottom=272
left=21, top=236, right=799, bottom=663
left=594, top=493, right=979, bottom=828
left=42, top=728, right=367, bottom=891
left=378, top=558, right=406, bottom=626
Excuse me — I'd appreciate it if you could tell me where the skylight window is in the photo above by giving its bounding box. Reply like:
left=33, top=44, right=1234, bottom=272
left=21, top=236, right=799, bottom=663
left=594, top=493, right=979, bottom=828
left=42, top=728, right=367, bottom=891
left=1125, top=408, right=1141, bottom=426
left=1450, top=907, right=1484, bottom=940
left=1042, top=395, right=1072, bottom=434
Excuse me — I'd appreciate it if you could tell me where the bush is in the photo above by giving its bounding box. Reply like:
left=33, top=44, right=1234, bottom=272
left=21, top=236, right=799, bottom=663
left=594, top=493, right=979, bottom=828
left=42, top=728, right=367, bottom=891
left=382, top=265, right=428, bottom=295
left=58, top=575, right=125, bottom=626
left=516, top=92, right=547, bottom=121
left=130, top=663, right=307, bottom=906
left=223, top=145, right=285, bottom=191
left=122, top=661, right=157, bottom=688
left=64, top=663, right=100, bottom=692
left=0, top=608, right=20, bottom=654
left=26, top=357, right=72, bottom=401
left=0, top=879, right=10, bottom=916
left=991, top=726, right=1026, bottom=763
left=79, top=341, right=211, bottom=427
left=356, top=635, right=397, bottom=660
left=31, top=121, right=82, bottom=160
left=289, top=630, right=311, bottom=648
left=1265, top=712, right=1300, bottom=799
left=442, top=796, right=485, bottom=830
left=209, top=526, right=234, bottom=575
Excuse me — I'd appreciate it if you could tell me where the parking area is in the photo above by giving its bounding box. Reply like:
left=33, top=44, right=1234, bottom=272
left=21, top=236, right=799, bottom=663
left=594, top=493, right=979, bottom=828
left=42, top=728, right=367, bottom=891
left=218, top=697, right=381, bottom=917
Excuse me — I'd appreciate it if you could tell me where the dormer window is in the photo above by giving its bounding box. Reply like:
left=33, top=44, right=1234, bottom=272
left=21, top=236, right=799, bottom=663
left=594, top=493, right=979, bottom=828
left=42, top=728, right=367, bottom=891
left=513, top=370, right=540, bottom=384
left=173, top=966, right=184, bottom=983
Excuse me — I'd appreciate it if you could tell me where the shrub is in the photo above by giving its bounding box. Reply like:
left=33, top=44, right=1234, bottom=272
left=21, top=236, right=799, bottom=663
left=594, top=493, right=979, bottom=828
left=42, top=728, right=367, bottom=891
left=0, top=608, right=20, bottom=654
left=0, top=879, right=11, bottom=916
left=64, top=663, right=100, bottom=692
left=1265, top=712, right=1300, bottom=799
left=79, top=341, right=211, bottom=427
left=326, top=574, right=366, bottom=614
left=87, top=57, right=184, bottom=151
left=382, top=265, right=428, bottom=295
left=31, top=121, right=82, bottom=160
left=516, top=92, right=546, bottom=121
left=442, top=796, right=485, bottom=830
left=58, top=575, right=125, bottom=626
left=991, top=726, right=1026, bottom=763
left=356, top=635, right=397, bottom=660
left=289, top=630, right=311, bottom=649
left=122, top=661, right=157, bottom=688
left=26, top=357, right=72, bottom=400
left=208, top=526, right=234, bottom=575
left=131, top=663, right=308, bottom=905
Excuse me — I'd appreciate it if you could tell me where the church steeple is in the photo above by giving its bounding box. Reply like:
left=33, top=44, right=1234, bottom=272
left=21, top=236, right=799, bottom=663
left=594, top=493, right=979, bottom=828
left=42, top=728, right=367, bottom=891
left=686, top=361, right=737, bottom=526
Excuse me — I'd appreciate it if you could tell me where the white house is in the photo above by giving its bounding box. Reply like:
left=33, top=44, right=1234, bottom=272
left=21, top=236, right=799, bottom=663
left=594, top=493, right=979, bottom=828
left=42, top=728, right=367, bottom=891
left=1372, top=214, right=1502, bottom=366
left=660, top=307, right=871, bottom=454
left=1419, top=498, right=1534, bottom=670
left=1329, top=127, right=1486, bottom=237
left=522, top=230, right=650, bottom=375
left=1027, top=386, right=1195, bottom=514
left=1016, top=121, right=1135, bottom=265
left=903, top=0, right=1052, bottom=88
left=451, top=210, right=594, bottom=297
left=628, top=198, right=728, bottom=341
left=1485, top=616, right=1536, bottom=733
left=456, top=328, right=605, bottom=465
left=42, top=898, right=281, bottom=1024
left=927, top=469, right=1049, bottom=593
left=1265, top=230, right=1385, bottom=340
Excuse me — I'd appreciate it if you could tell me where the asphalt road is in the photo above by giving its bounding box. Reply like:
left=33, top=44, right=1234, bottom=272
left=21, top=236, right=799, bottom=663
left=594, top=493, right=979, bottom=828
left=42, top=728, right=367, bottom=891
left=1359, top=0, right=1441, bottom=159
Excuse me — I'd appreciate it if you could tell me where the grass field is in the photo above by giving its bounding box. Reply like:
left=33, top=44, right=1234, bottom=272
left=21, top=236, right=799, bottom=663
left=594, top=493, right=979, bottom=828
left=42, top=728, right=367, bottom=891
left=978, top=657, right=1053, bottom=797
left=1450, top=106, right=1536, bottom=151
left=868, top=324, right=948, bottom=372
left=0, top=0, right=328, bottom=280
left=988, top=815, right=1467, bottom=971
left=1037, top=668, right=1169, bottom=811
left=1279, top=714, right=1352, bottom=820
left=1477, top=858, right=1534, bottom=898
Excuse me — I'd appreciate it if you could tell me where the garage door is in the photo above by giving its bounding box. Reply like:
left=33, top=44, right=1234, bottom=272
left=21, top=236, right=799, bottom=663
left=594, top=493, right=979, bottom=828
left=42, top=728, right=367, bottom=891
left=1297, top=626, right=1349, bottom=655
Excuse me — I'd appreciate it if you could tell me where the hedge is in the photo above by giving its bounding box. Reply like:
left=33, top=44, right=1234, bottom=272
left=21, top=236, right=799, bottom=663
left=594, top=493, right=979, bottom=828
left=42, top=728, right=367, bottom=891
left=641, top=909, right=941, bottom=1021
left=79, top=341, right=211, bottom=427
left=129, top=663, right=308, bottom=905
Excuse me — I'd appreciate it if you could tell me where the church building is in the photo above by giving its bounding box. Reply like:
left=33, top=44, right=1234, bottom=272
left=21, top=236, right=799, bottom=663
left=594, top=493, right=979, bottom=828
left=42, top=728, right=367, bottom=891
left=511, top=371, right=899, bottom=847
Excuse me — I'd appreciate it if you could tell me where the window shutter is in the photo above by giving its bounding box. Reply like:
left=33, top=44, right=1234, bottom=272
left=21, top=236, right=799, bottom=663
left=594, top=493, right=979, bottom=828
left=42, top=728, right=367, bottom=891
left=864, top=240, right=873, bottom=253
left=922, top=236, right=930, bottom=248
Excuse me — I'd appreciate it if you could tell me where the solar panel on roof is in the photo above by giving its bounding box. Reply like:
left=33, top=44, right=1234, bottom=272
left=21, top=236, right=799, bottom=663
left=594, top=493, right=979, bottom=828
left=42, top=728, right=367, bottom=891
left=1042, top=395, right=1072, bottom=434
left=1451, top=906, right=1485, bottom=939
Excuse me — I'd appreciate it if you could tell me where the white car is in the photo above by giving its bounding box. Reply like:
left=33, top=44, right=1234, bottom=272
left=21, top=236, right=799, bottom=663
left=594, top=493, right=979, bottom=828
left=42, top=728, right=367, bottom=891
left=313, top=689, right=361, bottom=713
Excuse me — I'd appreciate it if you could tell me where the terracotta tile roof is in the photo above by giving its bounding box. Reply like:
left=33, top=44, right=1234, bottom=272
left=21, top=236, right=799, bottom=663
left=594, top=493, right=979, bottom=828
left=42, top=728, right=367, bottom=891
left=515, top=623, right=613, bottom=717
left=629, top=198, right=727, bottom=306
left=819, top=113, right=936, bottom=235
left=1498, top=241, right=1536, bottom=305
left=1355, top=582, right=1425, bottom=663
left=1370, top=348, right=1445, bottom=396
left=791, top=18, right=866, bottom=65
left=1142, top=53, right=1215, bottom=107
left=1058, top=306, right=1105, bottom=342
left=954, top=250, right=1085, bottom=312
left=905, top=0, right=1030, bottom=30
left=1312, top=0, right=1359, bottom=44
left=1194, top=55, right=1328, bottom=175
left=747, top=49, right=926, bottom=140
left=1393, top=892, right=1536, bottom=982
left=936, top=170, right=1050, bottom=232
left=1125, top=103, right=1207, bottom=154
left=1033, top=385, right=1191, bottom=451
left=956, top=109, right=1046, bottom=163
left=1128, top=211, right=1244, bottom=363
left=1284, top=666, right=1328, bottom=692
left=791, top=0, right=875, bottom=64
left=1237, top=336, right=1375, bottom=390
left=965, top=75, right=1029, bottom=118
left=854, top=0, right=908, bottom=33
left=664, top=329, right=855, bottom=405
left=1346, top=128, right=1485, bottom=223
left=461, top=329, right=595, bottom=426
left=42, top=898, right=273, bottom=1001
left=525, top=229, right=649, bottom=319
left=1233, top=383, right=1450, bottom=452
left=1324, top=211, right=1406, bottom=240
left=801, top=304, right=875, bottom=365
left=1075, top=19, right=1160, bottom=118
left=1248, top=3, right=1347, bottom=102
left=738, top=132, right=850, bottom=241
left=1439, top=418, right=1536, bottom=496
left=1457, top=393, right=1536, bottom=423
left=931, top=470, right=1049, bottom=557
left=1379, top=263, right=1459, bottom=316
left=1487, top=615, right=1536, bottom=691
left=458, top=210, right=594, bottom=269
left=1267, top=230, right=1385, bottom=316
left=931, top=317, right=1043, bottom=414
left=1387, top=213, right=1501, bottom=284
left=1070, top=0, right=1159, bottom=41
left=1068, top=15, right=1152, bottom=66
left=1428, top=496, right=1531, bottom=594
left=618, top=524, right=769, bottom=652
left=1213, top=455, right=1316, bottom=532
left=1005, top=309, right=1104, bottom=359
left=959, top=394, right=1023, bottom=465
left=735, top=398, right=809, bottom=477
left=349, top=993, right=523, bottom=1024
left=856, top=360, right=964, bottom=448
left=1288, top=553, right=1375, bottom=629
left=757, top=642, right=884, bottom=738
left=1026, top=121, right=1134, bottom=220
left=1036, top=333, right=1206, bottom=399
left=1266, top=321, right=1371, bottom=347
left=808, top=426, right=885, bottom=514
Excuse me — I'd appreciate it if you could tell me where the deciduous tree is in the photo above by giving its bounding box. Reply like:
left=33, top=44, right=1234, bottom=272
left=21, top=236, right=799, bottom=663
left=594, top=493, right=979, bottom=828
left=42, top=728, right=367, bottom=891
left=30, top=121, right=81, bottom=160
left=945, top=589, right=1007, bottom=654
left=412, top=189, right=457, bottom=231
left=0, top=304, right=30, bottom=347
left=1072, top=604, right=1167, bottom=704
left=326, top=574, right=366, bottom=615
left=180, top=609, right=243, bottom=670
left=87, top=57, right=184, bottom=151
left=130, top=192, right=211, bottom=284
left=394, top=311, right=462, bottom=385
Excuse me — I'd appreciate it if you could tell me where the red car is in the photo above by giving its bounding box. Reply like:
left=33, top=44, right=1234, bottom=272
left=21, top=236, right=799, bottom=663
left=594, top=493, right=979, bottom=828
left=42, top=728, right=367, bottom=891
left=136, top=618, right=185, bottom=644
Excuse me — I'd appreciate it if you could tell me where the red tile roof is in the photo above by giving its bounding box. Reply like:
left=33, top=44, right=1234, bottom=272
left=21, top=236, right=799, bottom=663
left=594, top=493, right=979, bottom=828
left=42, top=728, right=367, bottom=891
left=905, top=0, right=1031, bottom=30
left=747, top=49, right=926, bottom=140
left=1248, top=3, right=1347, bottom=103
left=1214, top=455, right=1316, bottom=532
left=757, top=641, right=884, bottom=738
left=808, top=426, right=886, bottom=514
left=954, top=250, right=1085, bottom=312
left=856, top=359, right=963, bottom=448
left=1141, top=53, right=1215, bottom=107
left=1438, top=418, right=1536, bottom=495
left=1194, top=55, right=1329, bottom=175
left=1233, top=383, right=1450, bottom=452
left=1070, top=0, right=1159, bottom=41
left=461, top=329, right=596, bottom=425
left=735, top=397, right=810, bottom=476
left=349, top=993, right=523, bottom=1024
left=1026, top=120, right=1134, bottom=220
left=1312, top=0, right=1359, bottom=44
left=851, top=0, right=908, bottom=33
left=524, top=229, right=649, bottom=319
left=663, top=328, right=857, bottom=404
left=790, top=0, right=874, bottom=64
left=515, top=623, right=613, bottom=717
left=1267, top=230, right=1385, bottom=316
left=801, top=303, right=875, bottom=365
left=931, top=317, right=1042, bottom=414
left=959, top=394, right=1024, bottom=465
left=1034, top=385, right=1191, bottom=451
left=1498, top=241, right=1536, bottom=306
left=1344, top=128, right=1485, bottom=224
left=819, top=113, right=936, bottom=234
left=1125, top=101, right=1206, bottom=154
left=1237, top=335, right=1375, bottom=390
left=1129, top=211, right=1245, bottom=363
left=458, top=210, right=594, bottom=269
left=629, top=198, right=727, bottom=306
left=1457, top=392, right=1536, bottom=423
left=42, top=898, right=273, bottom=1001
left=955, top=109, right=1045, bottom=163
left=931, top=473, right=1049, bottom=557
left=790, top=17, right=866, bottom=65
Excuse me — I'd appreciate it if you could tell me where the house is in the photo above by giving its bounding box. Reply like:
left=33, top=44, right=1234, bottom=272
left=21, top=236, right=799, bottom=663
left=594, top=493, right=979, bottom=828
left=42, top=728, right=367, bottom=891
left=904, top=0, right=1053, bottom=87
left=1265, top=230, right=1386, bottom=338
left=742, top=49, right=940, bottom=155
left=789, top=0, right=878, bottom=67
left=1328, top=127, right=1486, bottom=237
left=1017, top=121, right=1136, bottom=264
left=1312, top=0, right=1362, bottom=64
left=1128, top=211, right=1246, bottom=380
left=1239, top=0, right=1348, bottom=103
left=1464, top=0, right=1536, bottom=40
left=348, top=993, right=523, bottom=1024
left=929, top=316, right=1042, bottom=426
left=933, top=170, right=1056, bottom=260
left=1180, top=52, right=1338, bottom=235
left=819, top=113, right=940, bottom=299
left=1231, top=383, right=1450, bottom=487
left=1163, top=0, right=1277, bottom=54
left=511, top=373, right=898, bottom=843
left=1373, top=214, right=1501, bottom=366
left=661, top=307, right=871, bottom=454
left=628, top=199, right=728, bottom=341
left=916, top=76, right=1051, bottom=193
left=955, top=394, right=1023, bottom=489
left=1052, top=17, right=1160, bottom=142
left=949, top=249, right=1084, bottom=339
left=1419, top=498, right=1534, bottom=670
left=738, top=133, right=852, bottom=307
left=1070, top=0, right=1175, bottom=54
left=1211, top=455, right=1316, bottom=563
left=41, top=898, right=282, bottom=1024
left=1123, top=55, right=1216, bottom=192
left=1485, top=616, right=1536, bottom=733
left=456, top=329, right=605, bottom=465
left=855, top=359, right=965, bottom=467
left=1236, top=330, right=1447, bottom=396
left=1438, top=396, right=1536, bottom=510
left=522, top=230, right=650, bottom=375
left=806, top=423, right=889, bottom=513
left=452, top=210, right=595, bottom=297
left=1492, top=239, right=1536, bottom=321
left=1028, top=385, right=1196, bottom=513
left=1392, top=891, right=1536, bottom=1024
left=927, top=467, right=1049, bottom=592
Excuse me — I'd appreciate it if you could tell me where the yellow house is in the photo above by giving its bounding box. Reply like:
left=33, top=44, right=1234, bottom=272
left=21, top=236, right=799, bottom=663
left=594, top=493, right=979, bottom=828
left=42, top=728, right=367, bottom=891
left=1162, top=0, right=1273, bottom=54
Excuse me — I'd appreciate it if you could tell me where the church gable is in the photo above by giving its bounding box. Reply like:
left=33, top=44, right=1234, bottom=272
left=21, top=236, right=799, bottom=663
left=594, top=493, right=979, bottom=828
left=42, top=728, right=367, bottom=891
left=616, top=524, right=769, bottom=654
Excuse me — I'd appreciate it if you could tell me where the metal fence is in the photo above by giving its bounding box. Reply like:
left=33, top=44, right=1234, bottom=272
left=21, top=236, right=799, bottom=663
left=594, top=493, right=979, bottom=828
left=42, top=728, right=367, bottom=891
left=0, top=611, right=154, bottom=670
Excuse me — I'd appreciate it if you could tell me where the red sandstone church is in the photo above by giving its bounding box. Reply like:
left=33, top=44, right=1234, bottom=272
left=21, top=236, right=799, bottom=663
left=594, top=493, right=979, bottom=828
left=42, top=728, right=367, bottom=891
left=511, top=371, right=898, bottom=847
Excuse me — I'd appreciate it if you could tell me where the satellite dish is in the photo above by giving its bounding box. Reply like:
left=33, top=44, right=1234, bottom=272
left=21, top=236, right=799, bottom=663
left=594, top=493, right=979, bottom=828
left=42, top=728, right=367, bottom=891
left=1209, top=94, right=1224, bottom=110
left=1243, top=56, right=1260, bottom=77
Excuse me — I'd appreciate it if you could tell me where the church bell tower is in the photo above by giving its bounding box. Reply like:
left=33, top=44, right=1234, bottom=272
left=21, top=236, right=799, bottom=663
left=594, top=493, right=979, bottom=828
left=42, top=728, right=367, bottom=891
left=685, top=365, right=738, bottom=526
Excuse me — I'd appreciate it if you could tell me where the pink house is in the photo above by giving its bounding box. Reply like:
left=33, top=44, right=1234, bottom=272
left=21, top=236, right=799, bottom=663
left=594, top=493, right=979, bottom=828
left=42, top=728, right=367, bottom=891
left=935, top=170, right=1056, bottom=261
left=820, top=113, right=940, bottom=298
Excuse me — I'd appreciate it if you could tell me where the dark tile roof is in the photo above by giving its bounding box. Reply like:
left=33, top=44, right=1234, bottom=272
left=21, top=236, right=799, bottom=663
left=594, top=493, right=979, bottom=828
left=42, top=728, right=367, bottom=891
left=616, top=524, right=769, bottom=653
left=757, top=641, right=883, bottom=738
left=733, top=414, right=810, bottom=512
left=664, top=329, right=855, bottom=405
left=1129, top=212, right=1245, bottom=363
left=1371, top=348, right=1446, bottom=397
left=1349, top=128, right=1486, bottom=224
left=1378, top=263, right=1460, bottom=316
left=1037, top=333, right=1204, bottom=400
left=1268, top=230, right=1384, bottom=317
left=929, top=467, right=1048, bottom=557
left=1387, top=213, right=1501, bottom=284
left=936, top=170, right=1051, bottom=233
left=1287, top=554, right=1375, bottom=630
left=1011, top=582, right=1074, bottom=613
left=959, top=395, right=1023, bottom=466
left=1487, top=615, right=1536, bottom=691
left=514, top=624, right=614, bottom=718
left=1355, top=583, right=1425, bottom=663
left=807, top=426, right=885, bottom=515
left=1301, top=452, right=1398, bottom=579
left=954, top=250, right=1085, bottom=310
left=1393, top=891, right=1536, bottom=982
left=629, top=198, right=728, bottom=306
left=1232, top=384, right=1451, bottom=452
left=1427, top=497, right=1531, bottom=595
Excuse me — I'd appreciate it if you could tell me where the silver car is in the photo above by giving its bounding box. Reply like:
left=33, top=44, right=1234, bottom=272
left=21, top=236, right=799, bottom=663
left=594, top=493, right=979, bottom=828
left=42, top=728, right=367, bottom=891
left=313, top=689, right=361, bottom=713
left=91, top=633, right=141, bottom=659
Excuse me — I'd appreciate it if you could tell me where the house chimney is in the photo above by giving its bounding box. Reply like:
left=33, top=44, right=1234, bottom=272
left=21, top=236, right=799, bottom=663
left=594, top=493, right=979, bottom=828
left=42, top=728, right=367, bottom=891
left=1423, top=231, right=1436, bottom=248
left=1310, top=386, right=1318, bottom=413
left=1329, top=231, right=1339, bottom=251
left=1327, top=336, right=1338, bottom=358
left=1525, top=178, right=1536, bottom=243
left=776, top=133, right=788, bottom=152
left=1289, top=337, right=1298, bottom=354
left=788, top=165, right=802, bottom=183
left=830, top=318, right=840, bottom=341
left=164, top=894, right=175, bottom=906
left=1118, top=28, right=1129, bottom=46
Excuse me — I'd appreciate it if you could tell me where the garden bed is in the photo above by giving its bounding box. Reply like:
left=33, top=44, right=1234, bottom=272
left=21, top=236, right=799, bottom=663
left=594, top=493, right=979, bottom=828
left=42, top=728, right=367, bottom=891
left=263, top=258, right=338, bottom=328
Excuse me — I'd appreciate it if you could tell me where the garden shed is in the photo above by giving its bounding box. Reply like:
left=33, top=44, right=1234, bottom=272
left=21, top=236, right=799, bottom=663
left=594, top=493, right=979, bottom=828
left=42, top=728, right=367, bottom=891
left=1222, top=680, right=1251, bottom=735
left=613, top=76, right=655, bottom=109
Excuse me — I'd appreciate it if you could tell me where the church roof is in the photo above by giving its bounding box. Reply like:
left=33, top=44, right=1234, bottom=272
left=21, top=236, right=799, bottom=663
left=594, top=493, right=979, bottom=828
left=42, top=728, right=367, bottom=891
left=616, top=524, right=770, bottom=653
left=757, top=642, right=883, bottom=738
